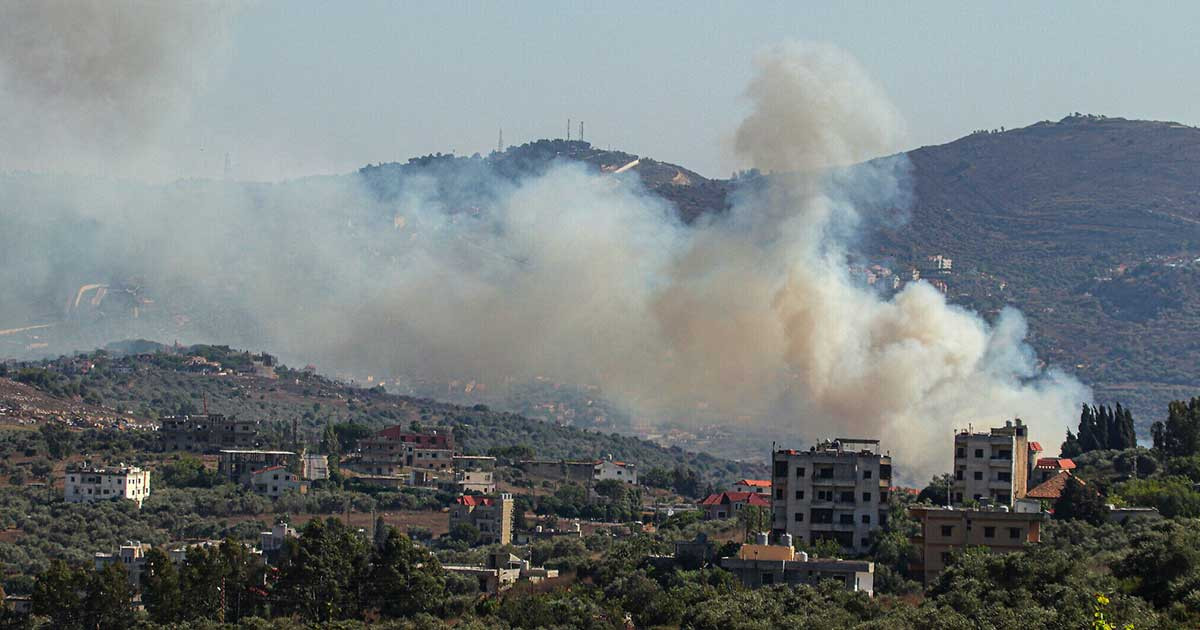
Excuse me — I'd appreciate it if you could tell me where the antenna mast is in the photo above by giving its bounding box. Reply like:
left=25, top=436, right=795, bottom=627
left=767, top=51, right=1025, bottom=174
left=497, top=127, right=503, bottom=153
left=567, top=119, right=571, bottom=141
left=579, top=121, right=583, bottom=142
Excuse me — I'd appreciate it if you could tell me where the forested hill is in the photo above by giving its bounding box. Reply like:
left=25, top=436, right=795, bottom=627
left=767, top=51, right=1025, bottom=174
left=871, top=115, right=1200, bottom=430
left=0, top=344, right=762, bottom=486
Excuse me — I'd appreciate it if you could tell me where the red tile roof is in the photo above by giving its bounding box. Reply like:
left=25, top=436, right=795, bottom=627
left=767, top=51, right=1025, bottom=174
left=735, top=479, right=771, bottom=488
left=456, top=495, right=495, bottom=507
left=1035, top=457, right=1076, bottom=470
left=700, top=491, right=771, bottom=507
left=1029, top=442, right=1044, bottom=453
left=1027, top=471, right=1082, bottom=500
left=252, top=465, right=286, bottom=474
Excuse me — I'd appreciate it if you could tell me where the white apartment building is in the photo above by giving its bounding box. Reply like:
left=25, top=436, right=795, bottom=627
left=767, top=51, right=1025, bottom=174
left=951, top=419, right=1038, bottom=507
left=250, top=465, right=307, bottom=499
left=65, top=465, right=151, bottom=507
left=771, top=439, right=892, bottom=554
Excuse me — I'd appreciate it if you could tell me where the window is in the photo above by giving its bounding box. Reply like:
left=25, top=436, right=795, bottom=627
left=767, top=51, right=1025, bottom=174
left=863, top=470, right=872, bottom=479
left=839, top=491, right=855, bottom=503
left=984, top=526, right=995, bottom=538
left=818, top=467, right=833, bottom=479
left=941, top=525, right=954, bottom=536
left=997, top=450, right=1011, bottom=460
left=839, top=514, right=854, bottom=525
left=954, top=492, right=963, bottom=503
left=860, top=538, right=869, bottom=548
left=796, top=467, right=806, bottom=478
left=795, top=490, right=805, bottom=500
left=973, top=471, right=983, bottom=481
left=794, top=512, right=804, bottom=522
left=775, top=488, right=784, bottom=500
left=862, top=492, right=871, bottom=503
left=997, top=471, right=1011, bottom=482
left=861, top=514, right=871, bottom=524
left=1009, top=527, right=1022, bottom=539
left=974, top=449, right=984, bottom=458
left=955, top=447, right=965, bottom=459
left=955, top=469, right=964, bottom=480
left=879, top=464, right=892, bottom=480
left=774, top=461, right=788, bottom=478
left=941, top=552, right=952, bottom=564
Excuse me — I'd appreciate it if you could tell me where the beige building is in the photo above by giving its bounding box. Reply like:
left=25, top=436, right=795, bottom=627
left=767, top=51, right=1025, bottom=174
left=218, top=449, right=294, bottom=485
left=261, top=521, right=298, bottom=555
left=159, top=413, right=261, bottom=452
left=452, top=455, right=497, bottom=493
left=594, top=457, right=637, bottom=485
left=94, top=541, right=151, bottom=586
left=352, top=426, right=455, bottom=476
left=908, top=505, right=1046, bottom=584
left=449, top=493, right=514, bottom=545
left=951, top=420, right=1040, bottom=506
left=250, top=465, right=307, bottom=498
left=770, top=439, right=892, bottom=553
left=65, top=465, right=151, bottom=507
left=443, top=551, right=559, bottom=594
left=719, top=534, right=874, bottom=594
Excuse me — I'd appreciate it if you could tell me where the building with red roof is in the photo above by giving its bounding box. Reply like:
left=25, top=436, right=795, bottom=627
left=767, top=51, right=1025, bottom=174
left=1026, top=471, right=1082, bottom=501
left=1030, top=457, right=1076, bottom=487
left=450, top=493, right=514, bottom=545
left=700, top=491, right=771, bottom=520
left=732, top=479, right=772, bottom=495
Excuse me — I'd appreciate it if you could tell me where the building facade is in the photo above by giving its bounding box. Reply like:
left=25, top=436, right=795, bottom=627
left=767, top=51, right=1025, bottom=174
left=771, top=439, right=892, bottom=554
left=908, top=505, right=1046, bottom=584
left=951, top=420, right=1038, bottom=506
left=250, top=465, right=307, bottom=498
left=218, top=449, right=294, bottom=485
left=720, top=536, right=874, bottom=594
left=65, top=465, right=151, bottom=507
left=452, top=455, right=497, bottom=494
left=594, top=458, right=637, bottom=485
left=159, top=413, right=261, bottom=452
left=94, top=541, right=151, bottom=586
left=449, top=493, right=514, bottom=545
left=732, top=479, right=772, bottom=495
left=699, top=491, right=771, bottom=521
left=353, top=426, right=455, bottom=475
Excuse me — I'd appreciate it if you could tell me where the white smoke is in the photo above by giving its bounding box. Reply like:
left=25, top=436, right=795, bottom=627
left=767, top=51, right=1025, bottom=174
left=0, top=37, right=1088, bottom=480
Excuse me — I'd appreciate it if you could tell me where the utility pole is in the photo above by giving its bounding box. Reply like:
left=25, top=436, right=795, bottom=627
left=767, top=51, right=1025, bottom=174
left=497, top=127, right=503, bottom=153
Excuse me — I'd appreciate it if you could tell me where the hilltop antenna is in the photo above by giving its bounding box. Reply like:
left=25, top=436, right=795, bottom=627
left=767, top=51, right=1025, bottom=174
left=567, top=119, right=571, bottom=141
left=202, top=393, right=208, bottom=415
left=579, top=121, right=583, bottom=142
left=497, top=127, right=503, bottom=154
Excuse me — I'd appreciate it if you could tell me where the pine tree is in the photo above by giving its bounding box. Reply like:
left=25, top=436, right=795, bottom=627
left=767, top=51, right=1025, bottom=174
left=142, top=548, right=183, bottom=624
left=365, top=527, right=446, bottom=618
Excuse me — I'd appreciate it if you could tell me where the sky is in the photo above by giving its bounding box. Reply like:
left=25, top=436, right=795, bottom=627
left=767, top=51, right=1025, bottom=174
left=6, top=1, right=1200, bottom=181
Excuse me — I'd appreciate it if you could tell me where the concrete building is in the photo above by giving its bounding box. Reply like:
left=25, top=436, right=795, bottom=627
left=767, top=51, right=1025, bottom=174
left=951, top=420, right=1039, bottom=506
left=443, top=551, right=559, bottom=594
left=353, top=426, right=455, bottom=475
left=452, top=455, right=497, bottom=494
left=518, top=459, right=597, bottom=484
left=250, top=465, right=307, bottom=498
left=261, top=521, right=297, bottom=555
left=594, top=457, right=637, bottom=485
left=732, top=479, right=772, bottom=496
left=65, top=464, right=151, bottom=507
left=720, top=534, right=874, bottom=594
left=908, top=505, right=1046, bottom=584
left=218, top=449, right=294, bottom=485
left=699, top=491, right=771, bottom=521
left=770, top=439, right=892, bottom=554
left=94, top=541, right=151, bottom=586
left=449, top=493, right=514, bottom=545
left=159, top=413, right=261, bottom=452
left=302, top=453, right=329, bottom=481
left=1030, top=457, right=1075, bottom=487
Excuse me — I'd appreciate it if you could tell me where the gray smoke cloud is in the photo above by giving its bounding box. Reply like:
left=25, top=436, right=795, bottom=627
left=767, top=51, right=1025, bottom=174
left=0, top=37, right=1088, bottom=480
left=0, top=1, right=233, bottom=176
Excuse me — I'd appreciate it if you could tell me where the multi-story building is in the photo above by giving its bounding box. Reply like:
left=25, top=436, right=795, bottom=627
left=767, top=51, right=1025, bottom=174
left=449, top=493, right=514, bottom=545
left=452, top=455, right=497, bottom=494
left=353, top=426, right=455, bottom=475
left=302, top=453, right=329, bottom=481
left=94, top=541, right=151, bottom=586
left=951, top=420, right=1040, bottom=506
left=908, top=505, right=1046, bottom=584
left=250, top=465, right=307, bottom=498
left=594, top=457, right=637, bottom=485
left=261, top=521, right=297, bottom=556
left=159, top=414, right=261, bottom=452
left=1030, top=457, right=1075, bottom=488
left=65, top=465, right=152, bottom=507
left=770, top=439, right=892, bottom=554
left=218, top=449, right=294, bottom=485
left=720, top=533, right=874, bottom=594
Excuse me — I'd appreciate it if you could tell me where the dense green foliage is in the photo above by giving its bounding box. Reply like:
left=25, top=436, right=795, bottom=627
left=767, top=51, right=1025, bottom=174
left=1062, top=403, right=1137, bottom=457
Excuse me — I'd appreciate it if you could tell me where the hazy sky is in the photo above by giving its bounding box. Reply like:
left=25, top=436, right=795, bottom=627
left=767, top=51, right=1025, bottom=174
left=8, top=1, right=1200, bottom=181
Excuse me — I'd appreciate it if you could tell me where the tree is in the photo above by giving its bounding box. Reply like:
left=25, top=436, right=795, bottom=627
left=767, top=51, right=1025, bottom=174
left=1064, top=404, right=1137, bottom=457
left=1052, top=476, right=1109, bottom=525
left=31, top=560, right=84, bottom=627
left=916, top=474, right=953, bottom=505
left=1153, top=398, right=1200, bottom=458
left=141, top=548, right=183, bottom=624
left=366, top=527, right=446, bottom=618
left=81, top=563, right=136, bottom=630
left=448, top=522, right=481, bottom=546
left=274, top=518, right=371, bottom=622
left=737, top=505, right=770, bottom=541
left=39, top=422, right=75, bottom=460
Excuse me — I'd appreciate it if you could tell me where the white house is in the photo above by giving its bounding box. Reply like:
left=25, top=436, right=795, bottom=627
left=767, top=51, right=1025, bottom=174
left=250, top=465, right=306, bottom=499
left=65, top=465, right=151, bottom=507
left=594, top=458, right=637, bottom=485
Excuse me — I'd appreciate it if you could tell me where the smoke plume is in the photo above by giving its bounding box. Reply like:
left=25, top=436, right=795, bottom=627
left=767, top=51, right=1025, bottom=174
left=0, top=39, right=1088, bottom=479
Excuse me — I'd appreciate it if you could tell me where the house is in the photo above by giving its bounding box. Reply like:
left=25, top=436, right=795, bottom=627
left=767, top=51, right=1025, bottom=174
left=908, top=505, right=1046, bottom=584
left=518, top=457, right=638, bottom=486
left=302, top=453, right=329, bottom=481
left=951, top=420, right=1040, bottom=507
left=218, top=449, right=294, bottom=485
left=732, top=479, right=772, bottom=495
left=1030, top=457, right=1075, bottom=487
left=1025, top=470, right=1080, bottom=502
left=699, top=491, right=771, bottom=520
left=594, top=457, right=637, bottom=485
left=261, top=521, right=298, bottom=556
left=449, top=493, right=514, bottom=545
left=442, top=550, right=559, bottom=594
left=719, top=533, right=874, bottom=594
left=94, top=541, right=152, bottom=586
left=452, top=455, right=497, bottom=493
left=351, top=426, right=455, bottom=476
left=65, top=464, right=151, bottom=507
left=770, top=438, right=892, bottom=553
left=250, top=465, right=307, bottom=499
